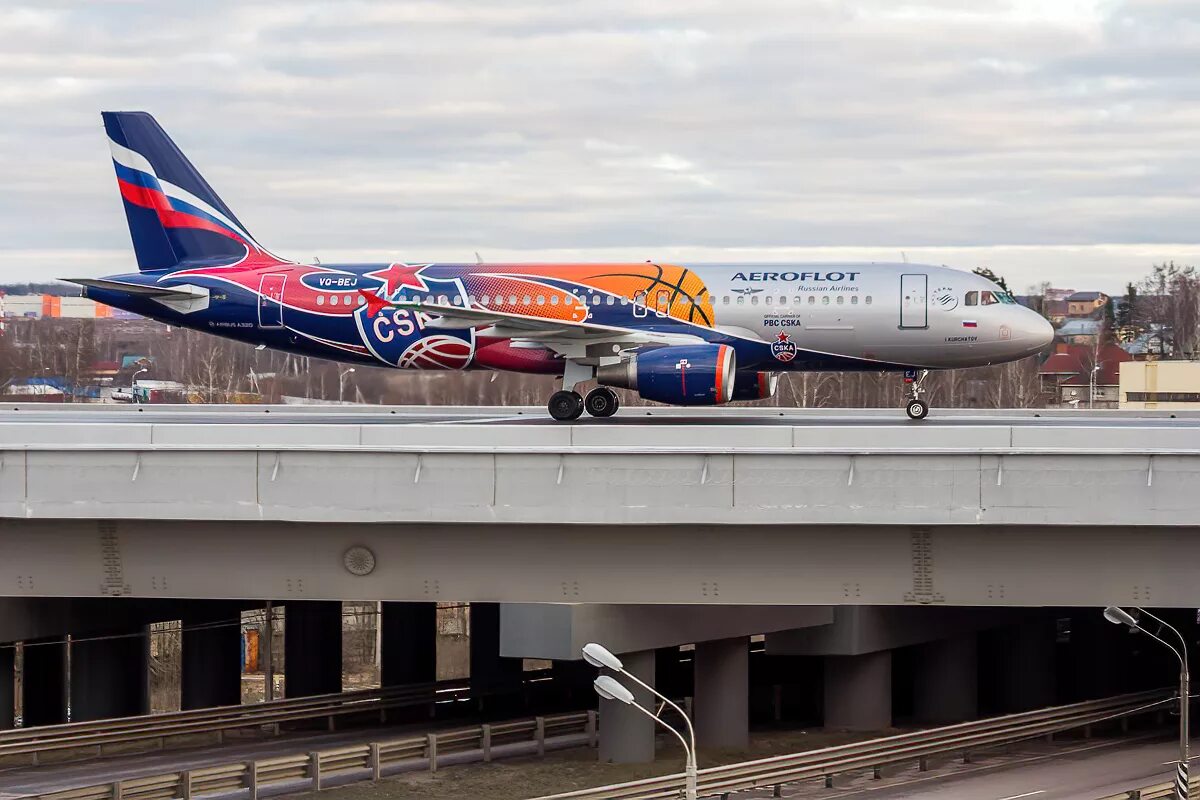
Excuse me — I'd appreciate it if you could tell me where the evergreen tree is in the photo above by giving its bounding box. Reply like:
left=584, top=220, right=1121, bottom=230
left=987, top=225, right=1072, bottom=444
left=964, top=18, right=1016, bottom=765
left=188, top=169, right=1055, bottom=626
left=972, top=267, right=1009, bottom=293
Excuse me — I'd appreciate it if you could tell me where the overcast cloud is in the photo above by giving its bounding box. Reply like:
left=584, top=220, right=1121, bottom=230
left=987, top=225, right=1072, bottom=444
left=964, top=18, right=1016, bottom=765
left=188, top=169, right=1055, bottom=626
left=2, top=0, right=1200, bottom=291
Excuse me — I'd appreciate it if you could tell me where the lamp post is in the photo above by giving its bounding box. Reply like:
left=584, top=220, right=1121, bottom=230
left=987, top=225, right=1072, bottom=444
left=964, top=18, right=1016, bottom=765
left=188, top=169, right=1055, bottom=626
left=338, top=367, right=355, bottom=403
left=1105, top=606, right=1190, bottom=798
left=583, top=643, right=696, bottom=800
left=131, top=367, right=148, bottom=404
left=592, top=676, right=697, bottom=800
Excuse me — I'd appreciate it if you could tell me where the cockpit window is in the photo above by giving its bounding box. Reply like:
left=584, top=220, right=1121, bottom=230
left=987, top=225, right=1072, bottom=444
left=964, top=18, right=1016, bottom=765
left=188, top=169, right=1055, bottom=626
left=965, top=291, right=978, bottom=306
left=996, top=291, right=1017, bottom=304
left=980, top=291, right=999, bottom=306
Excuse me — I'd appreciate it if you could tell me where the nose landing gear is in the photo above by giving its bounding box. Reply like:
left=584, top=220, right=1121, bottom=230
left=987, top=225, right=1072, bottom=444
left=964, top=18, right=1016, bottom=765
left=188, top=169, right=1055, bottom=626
left=903, top=369, right=930, bottom=421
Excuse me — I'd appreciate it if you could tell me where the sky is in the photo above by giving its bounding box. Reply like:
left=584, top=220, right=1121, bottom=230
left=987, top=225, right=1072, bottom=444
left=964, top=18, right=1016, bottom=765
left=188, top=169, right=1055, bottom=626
left=2, top=0, right=1200, bottom=293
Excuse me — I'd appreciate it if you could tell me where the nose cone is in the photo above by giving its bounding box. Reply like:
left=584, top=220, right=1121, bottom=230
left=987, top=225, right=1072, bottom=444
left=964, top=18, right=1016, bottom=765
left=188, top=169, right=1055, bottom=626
left=1016, top=308, right=1055, bottom=355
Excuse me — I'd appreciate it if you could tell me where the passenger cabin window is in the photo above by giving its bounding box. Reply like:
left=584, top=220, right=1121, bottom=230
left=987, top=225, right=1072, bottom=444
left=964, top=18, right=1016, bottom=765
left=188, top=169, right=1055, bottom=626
left=965, top=291, right=978, bottom=306
left=851, top=296, right=858, bottom=305
left=865, top=296, right=872, bottom=305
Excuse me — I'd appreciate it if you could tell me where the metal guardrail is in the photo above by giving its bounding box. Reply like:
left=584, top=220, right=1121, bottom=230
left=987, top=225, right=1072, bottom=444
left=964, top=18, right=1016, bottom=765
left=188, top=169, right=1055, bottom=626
left=1098, top=777, right=1199, bottom=799
left=528, top=690, right=1171, bottom=800
left=0, top=674, right=533, bottom=766
left=26, top=709, right=598, bottom=800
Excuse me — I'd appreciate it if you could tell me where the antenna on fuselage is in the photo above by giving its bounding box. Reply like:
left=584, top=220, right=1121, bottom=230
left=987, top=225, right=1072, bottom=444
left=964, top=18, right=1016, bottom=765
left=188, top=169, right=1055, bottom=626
left=475, top=252, right=484, bottom=265
left=901, top=251, right=909, bottom=263
left=314, top=257, right=321, bottom=265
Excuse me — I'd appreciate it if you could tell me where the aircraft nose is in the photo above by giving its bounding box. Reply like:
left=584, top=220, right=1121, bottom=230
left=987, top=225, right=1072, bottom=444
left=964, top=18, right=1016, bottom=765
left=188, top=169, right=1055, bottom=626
left=1017, top=308, right=1055, bottom=354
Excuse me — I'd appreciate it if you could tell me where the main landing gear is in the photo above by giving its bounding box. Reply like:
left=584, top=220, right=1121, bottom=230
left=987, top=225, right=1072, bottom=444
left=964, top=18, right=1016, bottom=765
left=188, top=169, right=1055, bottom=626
left=903, top=369, right=930, bottom=421
left=547, top=361, right=619, bottom=421
left=548, top=387, right=620, bottom=421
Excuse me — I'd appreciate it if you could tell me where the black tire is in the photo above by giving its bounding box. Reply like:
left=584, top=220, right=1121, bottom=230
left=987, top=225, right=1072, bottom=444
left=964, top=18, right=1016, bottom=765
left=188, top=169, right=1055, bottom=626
left=905, top=399, right=930, bottom=421
left=548, top=390, right=585, bottom=421
left=584, top=387, right=620, bottom=418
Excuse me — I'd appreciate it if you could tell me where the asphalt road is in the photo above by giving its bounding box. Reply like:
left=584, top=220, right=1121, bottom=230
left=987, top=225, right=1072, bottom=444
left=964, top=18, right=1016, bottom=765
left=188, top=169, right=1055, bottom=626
left=0, top=405, right=1196, bottom=427
left=736, top=736, right=1192, bottom=800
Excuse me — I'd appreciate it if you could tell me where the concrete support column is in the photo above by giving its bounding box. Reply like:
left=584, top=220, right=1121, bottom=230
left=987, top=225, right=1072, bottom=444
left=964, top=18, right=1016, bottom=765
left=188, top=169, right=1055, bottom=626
left=914, top=634, right=978, bottom=723
left=22, top=637, right=67, bottom=726
left=470, top=603, right=523, bottom=712
left=381, top=602, right=437, bottom=686
left=599, top=649, right=657, bottom=763
left=824, top=650, right=892, bottom=731
left=0, top=644, right=13, bottom=729
left=71, top=628, right=151, bottom=722
left=694, top=637, right=749, bottom=750
left=284, top=601, right=342, bottom=698
left=181, top=608, right=243, bottom=710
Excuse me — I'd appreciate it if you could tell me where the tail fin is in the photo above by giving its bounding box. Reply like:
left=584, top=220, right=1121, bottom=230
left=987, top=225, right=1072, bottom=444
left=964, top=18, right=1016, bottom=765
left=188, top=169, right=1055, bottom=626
left=102, top=111, right=272, bottom=271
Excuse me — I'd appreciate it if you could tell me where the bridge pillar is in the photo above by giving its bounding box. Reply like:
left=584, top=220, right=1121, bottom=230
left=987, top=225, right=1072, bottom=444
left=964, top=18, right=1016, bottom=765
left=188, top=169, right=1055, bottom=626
left=71, top=627, right=151, bottom=721
left=694, top=636, right=749, bottom=750
left=381, top=602, right=437, bottom=686
left=599, top=649, right=657, bottom=763
left=284, top=601, right=343, bottom=698
left=0, top=644, right=13, bottom=729
left=824, top=650, right=891, bottom=731
left=914, top=634, right=978, bottom=723
left=470, top=603, right=524, bottom=714
left=181, top=606, right=243, bottom=710
left=22, top=637, right=67, bottom=726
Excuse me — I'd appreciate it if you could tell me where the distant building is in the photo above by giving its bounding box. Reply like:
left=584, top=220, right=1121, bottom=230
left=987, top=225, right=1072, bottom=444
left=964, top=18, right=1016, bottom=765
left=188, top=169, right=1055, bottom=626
left=1065, top=291, right=1108, bottom=318
left=1039, top=343, right=1131, bottom=408
left=1056, top=319, right=1103, bottom=345
left=1120, top=361, right=1200, bottom=409
left=0, top=294, right=139, bottom=320
left=1042, top=299, right=1069, bottom=324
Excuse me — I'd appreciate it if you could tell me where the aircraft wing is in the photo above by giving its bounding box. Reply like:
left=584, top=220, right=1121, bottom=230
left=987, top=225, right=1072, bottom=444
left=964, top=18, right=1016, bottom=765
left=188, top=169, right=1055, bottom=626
left=395, top=300, right=708, bottom=354
left=63, top=278, right=208, bottom=299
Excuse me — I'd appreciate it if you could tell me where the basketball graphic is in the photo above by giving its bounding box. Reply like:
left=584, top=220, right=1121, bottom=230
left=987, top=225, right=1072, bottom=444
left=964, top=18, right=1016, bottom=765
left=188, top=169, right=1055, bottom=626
left=398, top=335, right=474, bottom=370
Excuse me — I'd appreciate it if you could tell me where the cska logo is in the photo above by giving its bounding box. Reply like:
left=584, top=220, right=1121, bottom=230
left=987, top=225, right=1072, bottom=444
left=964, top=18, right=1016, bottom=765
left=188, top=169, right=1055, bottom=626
left=771, top=331, right=798, bottom=362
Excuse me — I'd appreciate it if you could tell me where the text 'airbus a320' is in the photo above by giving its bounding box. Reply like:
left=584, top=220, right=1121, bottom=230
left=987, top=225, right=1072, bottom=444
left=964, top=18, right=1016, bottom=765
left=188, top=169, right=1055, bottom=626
left=70, top=112, right=1054, bottom=421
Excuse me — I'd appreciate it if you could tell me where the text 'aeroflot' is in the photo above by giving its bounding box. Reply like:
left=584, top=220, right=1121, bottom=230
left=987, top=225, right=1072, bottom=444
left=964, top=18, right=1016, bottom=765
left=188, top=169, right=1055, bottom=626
left=70, top=112, right=1054, bottom=421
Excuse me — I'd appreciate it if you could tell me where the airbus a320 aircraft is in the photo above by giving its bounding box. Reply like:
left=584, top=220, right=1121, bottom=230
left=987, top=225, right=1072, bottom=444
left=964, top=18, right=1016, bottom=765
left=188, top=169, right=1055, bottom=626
left=71, top=112, right=1054, bottom=421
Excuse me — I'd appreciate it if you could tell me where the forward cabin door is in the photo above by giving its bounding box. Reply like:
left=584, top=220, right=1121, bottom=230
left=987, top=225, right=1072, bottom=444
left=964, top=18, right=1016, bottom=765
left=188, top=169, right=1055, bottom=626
left=258, top=273, right=287, bottom=328
left=899, top=273, right=928, bottom=329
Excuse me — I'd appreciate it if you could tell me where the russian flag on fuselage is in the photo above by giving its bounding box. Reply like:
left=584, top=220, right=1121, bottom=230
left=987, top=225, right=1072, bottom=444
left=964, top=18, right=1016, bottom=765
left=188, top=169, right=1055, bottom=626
left=102, top=111, right=274, bottom=271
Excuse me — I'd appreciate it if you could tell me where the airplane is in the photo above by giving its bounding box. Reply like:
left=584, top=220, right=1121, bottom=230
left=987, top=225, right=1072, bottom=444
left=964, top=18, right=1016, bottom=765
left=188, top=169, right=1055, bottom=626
left=69, top=112, right=1054, bottom=422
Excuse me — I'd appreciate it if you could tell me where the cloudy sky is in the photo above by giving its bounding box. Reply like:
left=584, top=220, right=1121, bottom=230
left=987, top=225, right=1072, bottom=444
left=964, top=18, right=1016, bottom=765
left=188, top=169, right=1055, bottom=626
left=2, top=0, right=1199, bottom=292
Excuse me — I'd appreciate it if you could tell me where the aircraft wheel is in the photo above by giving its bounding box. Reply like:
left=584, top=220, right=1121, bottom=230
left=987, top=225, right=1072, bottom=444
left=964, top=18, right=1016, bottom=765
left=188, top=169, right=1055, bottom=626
left=905, top=399, right=930, bottom=421
left=584, top=387, right=620, bottom=418
left=548, top=390, right=585, bottom=421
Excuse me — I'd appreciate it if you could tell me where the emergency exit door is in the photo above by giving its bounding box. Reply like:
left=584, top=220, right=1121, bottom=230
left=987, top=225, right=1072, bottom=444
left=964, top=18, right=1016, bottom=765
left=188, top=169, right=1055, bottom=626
left=258, top=274, right=287, bottom=328
left=899, top=273, right=927, bottom=329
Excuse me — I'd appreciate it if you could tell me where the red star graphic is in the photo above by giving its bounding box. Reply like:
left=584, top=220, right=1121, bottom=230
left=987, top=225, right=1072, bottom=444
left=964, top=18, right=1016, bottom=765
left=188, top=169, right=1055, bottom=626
left=365, top=263, right=431, bottom=295
left=776, top=331, right=791, bottom=343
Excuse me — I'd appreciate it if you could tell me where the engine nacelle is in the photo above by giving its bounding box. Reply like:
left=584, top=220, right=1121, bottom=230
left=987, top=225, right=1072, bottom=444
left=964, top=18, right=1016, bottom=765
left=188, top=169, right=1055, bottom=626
left=597, top=344, right=736, bottom=406
left=731, top=371, right=779, bottom=401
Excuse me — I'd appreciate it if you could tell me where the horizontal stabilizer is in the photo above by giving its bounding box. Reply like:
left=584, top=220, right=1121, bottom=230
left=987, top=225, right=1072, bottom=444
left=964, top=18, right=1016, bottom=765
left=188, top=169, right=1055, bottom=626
left=62, top=277, right=208, bottom=299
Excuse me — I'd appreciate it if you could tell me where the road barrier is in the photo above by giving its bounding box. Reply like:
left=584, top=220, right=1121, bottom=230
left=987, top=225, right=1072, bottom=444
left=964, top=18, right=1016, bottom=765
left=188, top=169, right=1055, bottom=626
left=1097, top=776, right=1199, bottom=799
left=0, top=672, right=560, bottom=767
left=528, top=690, right=1171, bottom=800
left=26, top=710, right=598, bottom=800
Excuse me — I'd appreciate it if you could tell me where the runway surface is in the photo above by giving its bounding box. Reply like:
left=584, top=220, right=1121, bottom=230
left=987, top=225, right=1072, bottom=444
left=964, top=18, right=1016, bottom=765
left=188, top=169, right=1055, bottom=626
left=0, top=405, right=1197, bottom=427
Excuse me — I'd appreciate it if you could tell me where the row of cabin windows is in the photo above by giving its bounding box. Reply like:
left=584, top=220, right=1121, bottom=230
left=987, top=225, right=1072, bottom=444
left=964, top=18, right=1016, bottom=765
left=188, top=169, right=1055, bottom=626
left=311, top=292, right=874, bottom=309
left=379, top=293, right=874, bottom=307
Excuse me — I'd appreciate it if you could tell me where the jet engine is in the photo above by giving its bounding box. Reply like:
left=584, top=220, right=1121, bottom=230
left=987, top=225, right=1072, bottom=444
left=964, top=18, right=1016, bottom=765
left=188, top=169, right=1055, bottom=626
left=596, top=344, right=736, bottom=405
left=731, top=371, right=779, bottom=401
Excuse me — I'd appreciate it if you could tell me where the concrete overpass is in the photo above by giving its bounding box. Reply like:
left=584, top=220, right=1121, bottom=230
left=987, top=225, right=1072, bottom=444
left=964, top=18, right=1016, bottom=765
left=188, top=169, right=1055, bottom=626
left=0, top=406, right=1197, bottom=607
left=0, top=406, right=1194, bottom=767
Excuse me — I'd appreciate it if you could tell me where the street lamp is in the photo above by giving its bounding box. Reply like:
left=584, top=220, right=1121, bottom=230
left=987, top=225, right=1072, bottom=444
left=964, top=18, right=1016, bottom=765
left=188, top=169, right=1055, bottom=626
left=338, top=367, right=355, bottom=403
left=131, top=367, right=148, bottom=404
left=583, top=643, right=697, bottom=800
left=1105, top=606, right=1190, bottom=799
